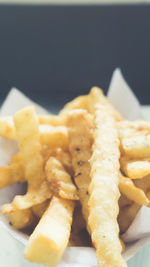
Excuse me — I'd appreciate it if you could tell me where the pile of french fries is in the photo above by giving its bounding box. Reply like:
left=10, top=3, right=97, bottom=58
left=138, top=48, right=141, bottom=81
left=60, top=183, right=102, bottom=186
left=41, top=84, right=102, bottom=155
left=1, top=87, right=150, bottom=267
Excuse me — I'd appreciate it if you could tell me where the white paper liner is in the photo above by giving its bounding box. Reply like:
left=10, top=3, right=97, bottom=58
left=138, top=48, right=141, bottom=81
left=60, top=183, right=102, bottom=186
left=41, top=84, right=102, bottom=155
left=0, top=70, right=150, bottom=266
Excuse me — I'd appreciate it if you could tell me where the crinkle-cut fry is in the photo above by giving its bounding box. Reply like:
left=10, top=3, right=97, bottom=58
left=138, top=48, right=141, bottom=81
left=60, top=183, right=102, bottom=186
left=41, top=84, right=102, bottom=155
left=0, top=117, right=16, bottom=139
left=89, top=87, right=123, bottom=121
left=59, top=95, right=89, bottom=116
left=120, top=157, right=150, bottom=179
left=2, top=181, right=51, bottom=213
left=0, top=161, right=25, bottom=189
left=119, top=174, right=149, bottom=206
left=8, top=208, right=34, bottom=229
left=117, top=120, right=150, bottom=133
left=118, top=203, right=140, bottom=234
left=121, top=135, right=150, bottom=158
left=38, top=114, right=67, bottom=126
left=39, top=125, right=69, bottom=151
left=24, top=197, right=74, bottom=267
left=45, top=157, right=78, bottom=200
left=42, top=147, right=73, bottom=175
left=14, top=107, right=45, bottom=188
left=2, top=107, right=52, bottom=213
left=32, top=200, right=49, bottom=218
left=67, top=109, right=93, bottom=226
left=88, top=105, right=126, bottom=265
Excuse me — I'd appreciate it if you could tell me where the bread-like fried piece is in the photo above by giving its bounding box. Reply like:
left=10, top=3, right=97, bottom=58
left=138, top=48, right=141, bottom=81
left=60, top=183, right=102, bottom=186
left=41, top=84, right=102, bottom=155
left=88, top=88, right=126, bottom=267
left=119, top=174, right=149, bottom=206
left=45, top=157, right=78, bottom=200
left=24, top=197, right=74, bottom=267
left=67, top=109, right=93, bottom=226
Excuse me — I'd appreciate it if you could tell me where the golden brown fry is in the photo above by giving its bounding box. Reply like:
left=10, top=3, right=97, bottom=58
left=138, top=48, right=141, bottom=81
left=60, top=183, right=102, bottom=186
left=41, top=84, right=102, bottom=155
left=24, top=197, right=74, bottom=267
left=38, top=114, right=66, bottom=126
left=67, top=109, right=93, bottom=226
left=119, top=174, right=149, bottom=206
left=121, top=135, right=150, bottom=158
left=8, top=209, right=34, bottom=230
left=45, top=157, right=78, bottom=200
left=39, top=125, right=69, bottom=151
left=120, top=157, right=150, bottom=179
left=0, top=161, right=25, bottom=189
left=88, top=89, right=126, bottom=267
left=59, top=95, right=89, bottom=116
left=89, top=87, right=123, bottom=121
left=0, top=117, right=16, bottom=139
left=118, top=120, right=150, bottom=133
left=2, top=107, right=51, bottom=213
left=118, top=203, right=140, bottom=234
left=32, top=200, right=49, bottom=218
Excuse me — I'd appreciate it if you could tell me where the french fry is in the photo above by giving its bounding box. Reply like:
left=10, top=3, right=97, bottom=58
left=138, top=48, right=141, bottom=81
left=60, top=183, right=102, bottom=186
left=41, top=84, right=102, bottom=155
left=88, top=88, right=126, bottom=267
left=118, top=120, right=150, bottom=133
left=120, top=157, right=150, bottom=179
left=88, top=87, right=123, bottom=121
left=121, top=135, right=150, bottom=158
left=2, top=107, right=51, bottom=213
left=32, top=200, right=49, bottom=218
left=38, top=114, right=67, bottom=126
left=119, top=174, right=149, bottom=206
left=67, top=109, right=93, bottom=226
left=40, top=125, right=69, bottom=151
left=24, top=197, right=74, bottom=267
left=0, top=117, right=16, bottom=139
left=45, top=157, right=78, bottom=200
left=8, top=209, right=34, bottom=229
left=118, top=203, right=140, bottom=234
left=0, top=161, right=25, bottom=189
left=59, top=95, right=89, bottom=116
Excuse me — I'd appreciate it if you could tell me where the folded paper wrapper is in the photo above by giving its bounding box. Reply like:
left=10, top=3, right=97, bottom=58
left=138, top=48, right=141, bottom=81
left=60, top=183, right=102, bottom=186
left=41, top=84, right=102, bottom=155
left=0, top=68, right=150, bottom=267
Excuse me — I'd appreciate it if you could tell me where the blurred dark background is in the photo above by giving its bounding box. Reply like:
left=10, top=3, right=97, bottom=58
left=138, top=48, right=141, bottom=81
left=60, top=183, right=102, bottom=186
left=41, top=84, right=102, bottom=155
left=0, top=4, right=150, bottom=112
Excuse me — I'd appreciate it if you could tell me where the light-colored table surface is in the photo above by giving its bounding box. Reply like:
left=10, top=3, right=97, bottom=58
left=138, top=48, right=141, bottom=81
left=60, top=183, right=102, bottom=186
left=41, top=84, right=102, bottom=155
left=0, top=106, right=150, bottom=267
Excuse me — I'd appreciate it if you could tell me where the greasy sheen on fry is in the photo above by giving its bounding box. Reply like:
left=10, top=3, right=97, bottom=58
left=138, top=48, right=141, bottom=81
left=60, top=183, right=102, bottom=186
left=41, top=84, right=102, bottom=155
left=67, top=109, right=93, bottom=225
left=24, top=197, right=74, bottom=267
left=120, top=157, right=150, bottom=179
left=45, top=157, right=78, bottom=200
left=119, top=174, right=149, bottom=206
left=88, top=102, right=126, bottom=266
